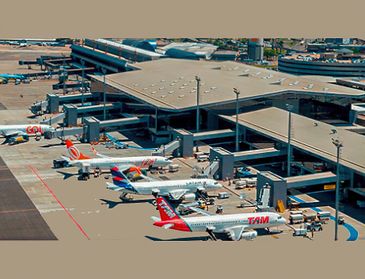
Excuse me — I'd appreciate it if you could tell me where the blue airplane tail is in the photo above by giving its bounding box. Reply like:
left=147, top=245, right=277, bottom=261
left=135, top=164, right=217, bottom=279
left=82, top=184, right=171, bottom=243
left=110, top=166, right=136, bottom=192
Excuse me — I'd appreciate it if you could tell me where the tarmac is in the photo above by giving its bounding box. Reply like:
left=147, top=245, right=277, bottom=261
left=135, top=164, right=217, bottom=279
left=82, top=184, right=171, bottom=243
left=0, top=156, right=56, bottom=240
left=0, top=45, right=364, bottom=243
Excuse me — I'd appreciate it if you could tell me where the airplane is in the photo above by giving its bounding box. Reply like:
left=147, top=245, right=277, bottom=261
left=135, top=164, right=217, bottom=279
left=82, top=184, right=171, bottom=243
left=0, top=124, right=55, bottom=145
left=104, top=132, right=157, bottom=151
left=62, top=139, right=172, bottom=175
left=152, top=196, right=286, bottom=241
left=0, top=73, right=26, bottom=81
left=106, top=166, right=222, bottom=201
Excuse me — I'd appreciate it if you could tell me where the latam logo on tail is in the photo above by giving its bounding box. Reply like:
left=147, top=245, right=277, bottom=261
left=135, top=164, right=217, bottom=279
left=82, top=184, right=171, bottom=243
left=248, top=216, right=269, bottom=225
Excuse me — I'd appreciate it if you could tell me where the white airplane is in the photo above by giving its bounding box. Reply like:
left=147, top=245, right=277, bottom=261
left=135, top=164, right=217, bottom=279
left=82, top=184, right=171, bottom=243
left=62, top=139, right=172, bottom=174
left=152, top=197, right=286, bottom=241
left=0, top=124, right=55, bottom=145
left=106, top=166, right=222, bottom=201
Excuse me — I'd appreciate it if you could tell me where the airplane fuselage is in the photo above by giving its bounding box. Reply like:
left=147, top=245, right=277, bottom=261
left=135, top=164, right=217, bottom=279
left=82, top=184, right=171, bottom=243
left=155, top=212, right=285, bottom=233
left=0, top=124, right=54, bottom=137
left=184, top=212, right=285, bottom=233
left=114, top=178, right=222, bottom=195
left=70, top=156, right=170, bottom=170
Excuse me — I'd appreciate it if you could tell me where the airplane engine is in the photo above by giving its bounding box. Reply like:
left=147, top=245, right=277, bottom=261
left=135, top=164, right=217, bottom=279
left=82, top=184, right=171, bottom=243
left=182, top=193, right=196, bottom=202
left=35, top=132, right=42, bottom=141
left=241, top=231, right=258, bottom=240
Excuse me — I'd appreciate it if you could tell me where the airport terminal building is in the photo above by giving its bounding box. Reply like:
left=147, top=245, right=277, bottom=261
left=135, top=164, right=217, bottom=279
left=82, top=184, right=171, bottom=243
left=37, top=44, right=365, bottom=208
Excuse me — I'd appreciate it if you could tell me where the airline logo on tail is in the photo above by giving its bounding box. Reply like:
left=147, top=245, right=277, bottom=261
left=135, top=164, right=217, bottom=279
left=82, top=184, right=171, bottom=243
left=65, top=139, right=91, bottom=160
left=110, top=166, right=136, bottom=192
left=157, top=197, right=178, bottom=220
left=153, top=197, right=191, bottom=231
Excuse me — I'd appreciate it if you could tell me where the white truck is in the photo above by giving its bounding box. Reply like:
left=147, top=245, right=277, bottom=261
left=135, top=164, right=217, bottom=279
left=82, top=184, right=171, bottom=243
left=197, top=154, right=209, bottom=162
left=289, top=213, right=304, bottom=224
left=235, top=180, right=247, bottom=189
left=317, top=211, right=331, bottom=222
left=168, top=164, right=180, bottom=172
left=245, top=177, right=257, bottom=188
left=293, top=228, right=307, bottom=237
left=218, top=192, right=230, bottom=199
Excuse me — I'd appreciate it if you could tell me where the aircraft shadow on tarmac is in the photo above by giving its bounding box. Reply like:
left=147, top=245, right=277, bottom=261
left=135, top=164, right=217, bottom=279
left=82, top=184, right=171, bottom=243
left=56, top=170, right=78, bottom=180
left=100, top=198, right=155, bottom=209
left=145, top=228, right=283, bottom=242
left=40, top=143, right=64, bottom=148
left=145, top=235, right=210, bottom=241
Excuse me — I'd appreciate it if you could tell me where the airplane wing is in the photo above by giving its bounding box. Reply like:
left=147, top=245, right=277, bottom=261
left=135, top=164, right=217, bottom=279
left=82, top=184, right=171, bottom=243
left=186, top=206, right=213, bottom=216
left=197, top=186, right=206, bottom=192
left=168, top=189, right=189, bottom=201
left=224, top=225, right=247, bottom=241
left=115, top=164, right=133, bottom=172
left=139, top=174, right=157, bottom=182
left=90, top=146, right=110, bottom=158
left=2, top=130, right=24, bottom=137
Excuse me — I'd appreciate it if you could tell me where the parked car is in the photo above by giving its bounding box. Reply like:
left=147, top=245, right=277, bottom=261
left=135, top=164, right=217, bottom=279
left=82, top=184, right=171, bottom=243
left=236, top=167, right=256, bottom=178
left=218, top=192, right=230, bottom=199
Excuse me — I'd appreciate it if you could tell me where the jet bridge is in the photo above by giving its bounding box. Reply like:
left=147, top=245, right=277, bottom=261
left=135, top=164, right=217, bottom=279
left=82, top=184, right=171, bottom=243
left=233, top=148, right=286, bottom=162
left=99, top=117, right=146, bottom=128
left=210, top=146, right=287, bottom=179
left=203, top=160, right=220, bottom=179
left=84, top=116, right=148, bottom=142
left=47, top=92, right=96, bottom=114
left=29, top=100, right=48, bottom=115
left=41, top=112, right=65, bottom=125
left=286, top=172, right=337, bottom=189
left=152, top=139, right=180, bottom=157
left=256, top=171, right=341, bottom=209
left=44, top=126, right=85, bottom=139
left=64, top=103, right=121, bottom=126
left=171, top=129, right=236, bottom=158
left=193, top=129, right=235, bottom=141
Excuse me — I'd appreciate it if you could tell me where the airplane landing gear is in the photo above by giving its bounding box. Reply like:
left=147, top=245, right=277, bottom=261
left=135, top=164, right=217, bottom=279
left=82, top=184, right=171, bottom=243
left=206, top=228, right=217, bottom=241
left=119, top=193, right=133, bottom=202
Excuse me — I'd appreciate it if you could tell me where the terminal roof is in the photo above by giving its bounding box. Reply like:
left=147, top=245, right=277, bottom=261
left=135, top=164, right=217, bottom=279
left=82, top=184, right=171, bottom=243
left=221, top=107, right=365, bottom=175
left=91, top=59, right=365, bottom=111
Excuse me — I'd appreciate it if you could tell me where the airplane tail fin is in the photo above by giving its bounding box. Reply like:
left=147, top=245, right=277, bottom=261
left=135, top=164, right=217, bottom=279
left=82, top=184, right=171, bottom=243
left=65, top=139, right=91, bottom=160
left=156, top=197, right=181, bottom=221
left=110, top=166, right=135, bottom=191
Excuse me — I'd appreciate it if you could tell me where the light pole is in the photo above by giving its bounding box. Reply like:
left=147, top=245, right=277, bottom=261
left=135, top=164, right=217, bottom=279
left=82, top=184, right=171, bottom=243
left=286, top=104, right=294, bottom=177
left=195, top=76, right=201, bottom=152
left=332, top=136, right=343, bottom=241
left=102, top=68, right=107, bottom=121
left=195, top=76, right=201, bottom=133
left=81, top=59, right=85, bottom=106
left=233, top=88, right=240, bottom=152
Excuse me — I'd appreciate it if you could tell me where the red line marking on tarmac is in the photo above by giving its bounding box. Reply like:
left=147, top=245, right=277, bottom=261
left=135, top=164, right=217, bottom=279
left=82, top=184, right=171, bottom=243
left=28, top=165, right=90, bottom=240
